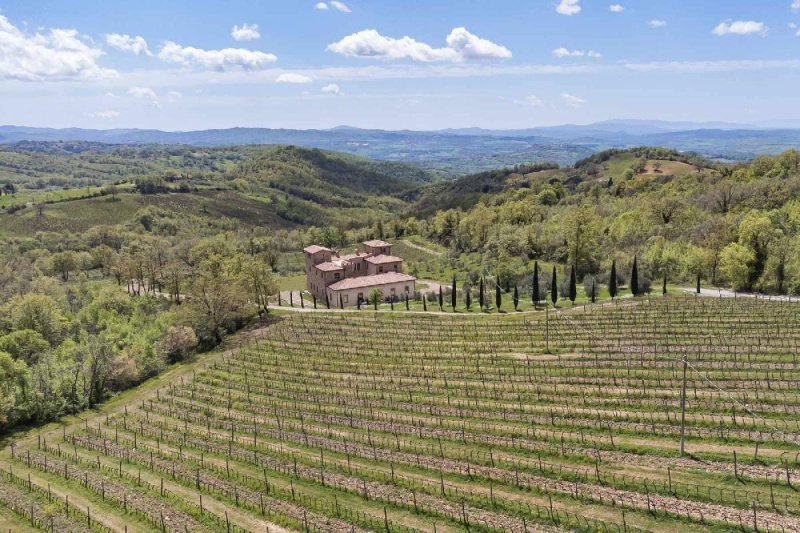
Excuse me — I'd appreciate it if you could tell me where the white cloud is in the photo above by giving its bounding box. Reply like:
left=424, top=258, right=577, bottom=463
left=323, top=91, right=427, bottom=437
left=561, top=92, right=586, bottom=107
left=624, top=59, right=800, bottom=73
left=330, top=1, right=352, bottom=13
left=514, top=94, right=544, bottom=108
left=556, top=0, right=581, bottom=16
left=231, top=23, right=261, bottom=41
left=157, top=41, right=277, bottom=70
left=609, top=4, right=624, bottom=13
left=276, top=73, right=314, bottom=84
left=315, top=1, right=350, bottom=11
left=793, top=0, right=800, bottom=11
left=105, top=33, right=152, bottom=56
left=166, top=91, right=182, bottom=102
left=321, top=83, right=342, bottom=95
left=552, top=47, right=601, bottom=58
left=327, top=27, right=511, bottom=62
left=648, top=19, right=667, bottom=28
left=712, top=20, right=768, bottom=36
left=127, top=86, right=160, bottom=107
left=90, top=110, right=120, bottom=119
left=0, top=15, right=116, bottom=81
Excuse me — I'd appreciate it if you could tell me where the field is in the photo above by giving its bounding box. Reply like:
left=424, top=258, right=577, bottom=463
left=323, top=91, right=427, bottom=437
left=1, top=296, right=800, bottom=532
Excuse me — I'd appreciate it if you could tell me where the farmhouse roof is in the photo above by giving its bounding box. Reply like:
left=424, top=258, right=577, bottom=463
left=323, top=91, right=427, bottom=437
left=340, top=251, right=369, bottom=261
left=363, top=240, right=392, bottom=248
left=315, top=261, right=345, bottom=272
left=328, top=272, right=416, bottom=291
left=365, top=254, right=403, bottom=265
left=303, top=245, right=331, bottom=254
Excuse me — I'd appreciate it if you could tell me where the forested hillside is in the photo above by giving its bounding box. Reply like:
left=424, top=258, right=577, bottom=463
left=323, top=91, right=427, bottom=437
left=385, top=147, right=800, bottom=295
left=0, top=144, right=435, bottom=432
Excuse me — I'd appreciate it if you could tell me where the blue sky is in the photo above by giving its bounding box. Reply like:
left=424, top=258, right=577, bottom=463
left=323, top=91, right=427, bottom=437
left=1, top=0, right=799, bottom=130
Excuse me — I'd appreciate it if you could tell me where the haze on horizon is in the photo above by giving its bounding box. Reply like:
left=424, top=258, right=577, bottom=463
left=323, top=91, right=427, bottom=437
left=1, top=0, right=800, bottom=131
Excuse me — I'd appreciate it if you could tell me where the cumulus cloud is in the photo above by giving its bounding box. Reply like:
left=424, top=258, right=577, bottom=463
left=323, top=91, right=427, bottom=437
left=90, top=110, right=120, bottom=119
left=327, top=27, right=511, bottom=62
left=231, top=23, right=261, bottom=41
left=315, top=1, right=350, bottom=12
left=561, top=92, right=586, bottom=107
left=276, top=73, right=314, bottom=84
left=556, top=0, right=581, bottom=16
left=793, top=0, right=800, bottom=11
left=330, top=1, right=352, bottom=13
left=157, top=41, right=277, bottom=70
left=648, top=19, right=667, bottom=28
left=128, top=86, right=160, bottom=107
left=105, top=33, right=152, bottom=56
left=552, top=47, right=601, bottom=58
left=609, top=4, right=624, bottom=13
left=321, top=83, right=342, bottom=95
left=0, top=15, right=116, bottom=81
left=514, top=94, right=544, bottom=108
left=712, top=20, right=768, bottom=36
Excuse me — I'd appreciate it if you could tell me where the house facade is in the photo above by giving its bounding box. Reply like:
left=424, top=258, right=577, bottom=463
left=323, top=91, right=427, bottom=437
left=303, top=240, right=416, bottom=306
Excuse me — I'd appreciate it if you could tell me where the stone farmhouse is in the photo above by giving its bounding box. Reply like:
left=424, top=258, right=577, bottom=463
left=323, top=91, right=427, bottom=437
left=304, top=240, right=416, bottom=307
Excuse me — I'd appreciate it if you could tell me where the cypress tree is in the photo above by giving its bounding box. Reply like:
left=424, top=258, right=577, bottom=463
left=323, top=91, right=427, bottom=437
left=532, top=261, right=540, bottom=306
left=495, top=280, right=502, bottom=310
left=325, top=293, right=330, bottom=309
left=513, top=285, right=519, bottom=310
left=300, top=292, right=305, bottom=308
left=423, top=295, right=427, bottom=311
left=569, top=265, right=577, bottom=304
left=465, top=286, right=472, bottom=310
left=313, top=294, right=317, bottom=309
left=479, top=277, right=485, bottom=310
left=438, top=286, right=443, bottom=310
left=662, top=274, right=667, bottom=296
left=357, top=297, right=361, bottom=310
left=405, top=293, right=409, bottom=310
left=339, top=295, right=343, bottom=309
left=278, top=291, right=282, bottom=306
left=696, top=272, right=701, bottom=294
left=609, top=260, right=618, bottom=299
left=290, top=291, right=294, bottom=307
left=631, top=255, right=639, bottom=296
left=591, top=277, right=597, bottom=303
left=390, top=298, right=394, bottom=311
left=451, top=276, right=457, bottom=310
left=550, top=266, right=558, bottom=306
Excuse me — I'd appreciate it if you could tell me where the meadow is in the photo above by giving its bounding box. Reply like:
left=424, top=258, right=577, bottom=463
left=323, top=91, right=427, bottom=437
left=1, top=295, right=798, bottom=532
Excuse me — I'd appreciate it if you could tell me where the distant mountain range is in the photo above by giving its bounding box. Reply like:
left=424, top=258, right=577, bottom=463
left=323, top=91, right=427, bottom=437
left=2, top=119, right=799, bottom=175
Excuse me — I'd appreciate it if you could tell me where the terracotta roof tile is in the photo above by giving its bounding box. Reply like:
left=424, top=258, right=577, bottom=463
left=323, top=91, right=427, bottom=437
left=328, top=272, right=416, bottom=291
left=365, top=254, right=403, bottom=264
left=303, top=245, right=331, bottom=254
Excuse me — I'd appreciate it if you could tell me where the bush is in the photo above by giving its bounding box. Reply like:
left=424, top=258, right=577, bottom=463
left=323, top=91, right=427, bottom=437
left=156, top=326, right=198, bottom=364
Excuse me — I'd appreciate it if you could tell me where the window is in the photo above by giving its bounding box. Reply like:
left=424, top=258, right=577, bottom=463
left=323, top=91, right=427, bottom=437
left=405, top=286, right=409, bottom=292
left=357, top=292, right=363, bottom=301
left=393, top=264, right=398, bottom=271
left=343, top=295, right=349, bottom=304
left=378, top=267, right=384, bottom=273
left=334, top=272, right=341, bottom=280
left=391, top=288, right=396, bottom=295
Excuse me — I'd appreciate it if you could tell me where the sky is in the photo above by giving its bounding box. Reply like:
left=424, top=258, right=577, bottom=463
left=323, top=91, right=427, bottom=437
left=1, top=0, right=800, bottom=131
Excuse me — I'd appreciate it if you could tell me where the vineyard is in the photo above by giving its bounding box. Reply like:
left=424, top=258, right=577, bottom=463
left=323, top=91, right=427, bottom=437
left=2, top=296, right=800, bottom=532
